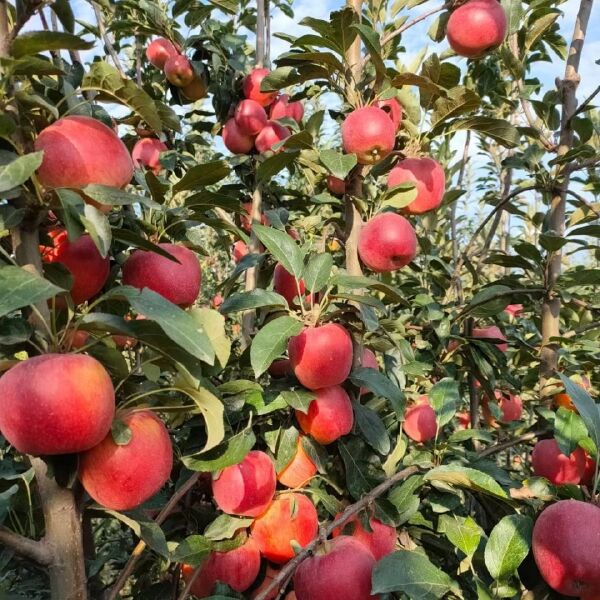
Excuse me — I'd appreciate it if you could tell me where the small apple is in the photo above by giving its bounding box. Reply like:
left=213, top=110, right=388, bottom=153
left=374, top=97, right=402, bottom=131
left=472, top=325, right=508, bottom=352
left=255, top=121, right=290, bottom=153
left=270, top=94, right=304, bottom=122
left=531, top=439, right=587, bottom=485
left=277, top=435, right=318, bottom=488
left=332, top=512, right=396, bottom=560
left=131, top=138, right=167, bottom=174
left=181, top=74, right=208, bottom=101
left=232, top=240, right=250, bottom=263
left=235, top=99, right=269, bottom=136
left=146, top=37, right=179, bottom=69
left=273, top=263, right=306, bottom=306
left=403, top=397, right=438, bottom=442
left=242, top=68, right=278, bottom=107
left=341, top=106, right=396, bottom=165
left=358, top=212, right=417, bottom=272
left=164, top=55, right=195, bottom=87
left=326, top=175, right=346, bottom=196
left=222, top=118, right=255, bottom=155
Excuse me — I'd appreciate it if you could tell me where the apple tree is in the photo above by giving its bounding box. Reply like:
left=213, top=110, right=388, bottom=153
left=0, top=0, right=599, bottom=598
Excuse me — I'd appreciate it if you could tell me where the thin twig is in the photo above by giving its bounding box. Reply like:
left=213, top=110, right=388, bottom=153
left=92, top=2, right=125, bottom=75
left=254, top=466, right=420, bottom=600
left=570, top=83, right=600, bottom=121
left=478, top=430, right=546, bottom=458
left=565, top=188, right=600, bottom=218
left=106, top=473, right=201, bottom=600
left=0, top=527, right=51, bottom=564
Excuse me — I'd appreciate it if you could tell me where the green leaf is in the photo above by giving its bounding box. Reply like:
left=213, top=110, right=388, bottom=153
left=253, top=223, right=305, bottom=279
left=380, top=183, right=418, bottom=210
left=183, top=428, right=256, bottom=472
left=502, top=0, right=523, bottom=33
left=81, top=62, right=175, bottom=133
left=112, top=229, right=179, bottom=260
left=466, top=285, right=512, bottom=317
left=275, top=426, right=300, bottom=472
left=80, top=185, right=161, bottom=210
left=0, top=266, right=63, bottom=318
left=353, top=401, right=390, bottom=455
left=319, top=149, right=357, bottom=179
left=173, top=161, right=231, bottom=192
left=559, top=374, right=600, bottom=455
left=220, top=289, right=288, bottom=314
left=425, top=466, right=508, bottom=499
left=339, top=437, right=385, bottom=499
left=555, top=407, right=589, bottom=456
left=0, top=56, right=65, bottom=76
left=257, top=152, right=298, bottom=182
left=175, top=386, right=224, bottom=453
left=110, top=419, right=132, bottom=446
left=11, top=31, right=94, bottom=58
left=104, top=511, right=169, bottom=558
left=350, top=368, right=404, bottom=417
left=204, top=515, right=254, bottom=541
left=446, top=117, right=520, bottom=149
left=372, top=550, right=457, bottom=598
left=484, top=515, right=533, bottom=580
left=279, top=389, right=315, bottom=414
left=351, top=23, right=385, bottom=81
left=106, top=287, right=215, bottom=365
left=524, top=11, right=560, bottom=56
left=431, top=87, right=480, bottom=130
left=303, top=253, right=333, bottom=294
left=0, top=151, right=43, bottom=193
left=51, top=0, right=75, bottom=32
left=171, top=535, right=212, bottom=566
left=189, top=308, right=231, bottom=371
left=250, top=316, right=303, bottom=378
left=438, top=514, right=482, bottom=558
left=80, top=204, right=111, bottom=258
left=429, top=378, right=459, bottom=427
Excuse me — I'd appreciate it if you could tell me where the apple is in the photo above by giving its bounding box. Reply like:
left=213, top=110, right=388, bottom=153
left=212, top=450, right=276, bottom=517
left=446, top=0, right=508, bottom=58
left=387, top=157, right=446, bottom=215
left=360, top=347, right=379, bottom=395
left=235, top=99, right=269, bottom=136
left=326, top=176, right=346, bottom=197
left=251, top=492, right=318, bottom=563
left=403, top=397, right=438, bottom=442
left=456, top=411, right=471, bottom=429
left=358, top=212, right=417, bottom=272
left=241, top=201, right=270, bottom=231
left=374, top=97, right=402, bottom=131
left=255, top=121, right=290, bottom=153
left=223, top=118, right=255, bottom=155
left=273, top=263, right=306, bottom=307
left=288, top=323, right=353, bottom=390
left=34, top=116, right=134, bottom=195
left=243, top=68, right=277, bottom=107
left=122, top=243, right=201, bottom=307
left=531, top=439, right=587, bottom=485
left=341, top=106, right=396, bottom=165
left=270, top=94, right=304, bottom=122
left=181, top=537, right=261, bottom=597
left=293, top=536, right=379, bottom=600
left=0, top=354, right=115, bottom=455
left=40, top=229, right=110, bottom=305
left=250, top=565, right=281, bottom=600
left=532, top=500, right=600, bottom=598
left=582, top=453, right=597, bottom=487
left=146, top=37, right=179, bottom=69
left=164, top=55, right=195, bottom=87
left=181, top=74, right=208, bottom=101
left=296, top=386, right=353, bottom=445
left=472, top=325, right=508, bottom=352
left=482, top=391, right=523, bottom=426
left=212, top=294, right=223, bottom=309
left=332, top=513, right=396, bottom=560
left=79, top=410, right=172, bottom=510
left=504, top=303, right=524, bottom=318
left=268, top=358, right=292, bottom=379
left=131, top=138, right=167, bottom=174
left=64, top=328, right=90, bottom=349
left=278, top=436, right=317, bottom=488
left=232, top=240, right=250, bottom=263
left=553, top=375, right=590, bottom=412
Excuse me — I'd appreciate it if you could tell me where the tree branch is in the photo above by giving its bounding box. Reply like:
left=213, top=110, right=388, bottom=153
left=92, top=2, right=125, bottom=76
left=477, top=430, right=546, bottom=458
left=0, top=526, right=51, bottom=565
left=254, top=465, right=420, bottom=600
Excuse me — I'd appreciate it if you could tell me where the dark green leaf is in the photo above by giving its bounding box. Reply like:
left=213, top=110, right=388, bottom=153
left=253, top=223, right=304, bottom=279
left=0, top=151, right=43, bottom=193
left=0, top=266, right=63, bottom=318
left=353, top=401, right=390, bottom=455
left=250, top=316, right=303, bottom=378
left=319, top=149, right=357, bottom=179
left=183, top=428, right=256, bottom=472
left=220, top=289, right=288, bottom=314
left=484, top=515, right=533, bottom=579
left=11, top=31, right=94, bottom=58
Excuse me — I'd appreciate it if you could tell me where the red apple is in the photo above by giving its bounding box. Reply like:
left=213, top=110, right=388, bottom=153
left=181, top=537, right=261, bottom=597
left=341, top=106, right=395, bottom=165
left=181, top=75, right=208, bottom=101
left=482, top=391, right=523, bottom=426
left=582, top=453, right=597, bottom=487
left=358, top=212, right=417, bottom=272
left=212, top=450, right=276, bottom=517
left=232, top=240, right=250, bottom=263
left=270, top=94, right=304, bottom=122
left=531, top=439, right=587, bottom=485
left=387, top=157, right=446, bottom=215
left=268, top=358, right=292, bottom=379
left=288, top=323, right=353, bottom=390
left=250, top=565, right=281, bottom=600
left=273, top=263, right=306, bottom=307
left=235, top=99, right=268, bottom=136
left=294, top=536, right=379, bottom=600
left=403, top=397, right=438, bottom=442
left=255, top=121, right=290, bottom=153
left=212, top=294, right=223, bottom=309
left=457, top=411, right=471, bottom=429
left=146, top=37, right=179, bottom=69
left=164, top=54, right=195, bottom=87
left=223, top=118, right=255, bottom=155
left=326, top=176, right=346, bottom=196
left=40, top=229, right=110, bottom=305
left=446, top=0, right=508, bottom=58
left=240, top=201, right=270, bottom=231
left=360, top=347, right=379, bottom=395
left=64, top=328, right=90, bottom=349
left=278, top=436, right=317, bottom=488
left=34, top=116, right=134, bottom=193
left=332, top=513, right=396, bottom=560
left=122, top=243, right=201, bottom=307
left=131, top=138, right=167, bottom=174
left=374, top=98, right=402, bottom=131
left=0, top=354, right=115, bottom=455
left=251, top=492, right=318, bottom=563
left=243, top=68, right=277, bottom=107
left=504, top=303, right=524, bottom=318
left=296, top=386, right=353, bottom=445
left=472, top=325, right=508, bottom=352
left=79, top=410, right=173, bottom=510
left=532, top=500, right=600, bottom=597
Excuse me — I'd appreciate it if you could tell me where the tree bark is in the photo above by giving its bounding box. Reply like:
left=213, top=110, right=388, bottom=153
left=539, top=0, right=594, bottom=395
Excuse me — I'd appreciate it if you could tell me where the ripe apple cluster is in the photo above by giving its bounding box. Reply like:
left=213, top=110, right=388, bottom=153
left=223, top=68, right=304, bottom=155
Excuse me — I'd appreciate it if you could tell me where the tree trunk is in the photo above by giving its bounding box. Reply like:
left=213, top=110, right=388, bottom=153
left=539, top=0, right=594, bottom=394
